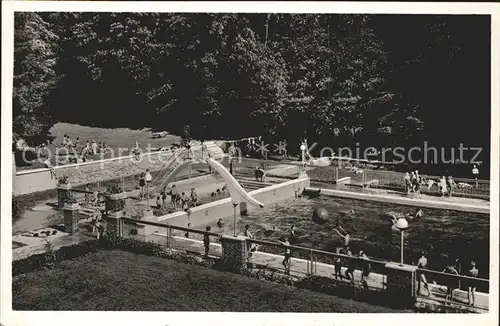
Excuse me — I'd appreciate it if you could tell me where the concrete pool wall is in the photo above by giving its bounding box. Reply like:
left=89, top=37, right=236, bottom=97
left=306, top=187, right=490, bottom=214
left=140, top=176, right=311, bottom=234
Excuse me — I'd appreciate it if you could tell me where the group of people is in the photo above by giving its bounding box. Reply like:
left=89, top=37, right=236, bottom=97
left=61, top=134, right=110, bottom=156
left=153, top=184, right=199, bottom=211
left=404, top=170, right=458, bottom=197
left=417, top=251, right=479, bottom=307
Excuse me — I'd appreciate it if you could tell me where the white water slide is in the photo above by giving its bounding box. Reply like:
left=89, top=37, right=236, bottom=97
left=206, top=158, right=264, bottom=208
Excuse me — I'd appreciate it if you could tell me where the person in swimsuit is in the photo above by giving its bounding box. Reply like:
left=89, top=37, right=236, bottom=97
left=169, top=185, right=179, bottom=208
left=442, top=260, right=459, bottom=305
left=217, top=218, right=224, bottom=228
left=190, top=188, right=198, bottom=206
left=139, top=173, right=146, bottom=200
left=417, top=251, right=431, bottom=296
left=334, top=225, right=350, bottom=247
left=404, top=172, right=412, bottom=194
left=92, top=210, right=102, bottom=239
left=184, top=223, right=191, bottom=238
left=289, top=225, right=297, bottom=244
left=180, top=192, right=189, bottom=210
left=277, top=237, right=292, bottom=275
left=440, top=176, right=448, bottom=197
left=344, top=247, right=355, bottom=281
left=161, top=190, right=167, bottom=205
left=244, top=225, right=256, bottom=258
left=359, top=250, right=371, bottom=291
left=467, top=261, right=479, bottom=306
left=333, top=247, right=343, bottom=280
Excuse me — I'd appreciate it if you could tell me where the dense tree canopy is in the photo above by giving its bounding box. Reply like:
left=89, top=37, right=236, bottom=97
left=13, top=12, right=491, bottom=170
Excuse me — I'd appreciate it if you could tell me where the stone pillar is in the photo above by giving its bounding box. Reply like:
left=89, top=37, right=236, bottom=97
left=105, top=211, right=123, bottom=238
left=220, top=235, right=247, bottom=271
left=57, top=184, right=72, bottom=208
left=384, top=262, right=418, bottom=308
left=137, top=210, right=158, bottom=236
left=63, top=203, right=80, bottom=234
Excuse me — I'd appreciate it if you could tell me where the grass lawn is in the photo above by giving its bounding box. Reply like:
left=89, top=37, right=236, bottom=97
left=12, top=250, right=405, bottom=312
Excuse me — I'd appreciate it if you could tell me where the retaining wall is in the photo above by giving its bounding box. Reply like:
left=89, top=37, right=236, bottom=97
left=155, top=177, right=311, bottom=229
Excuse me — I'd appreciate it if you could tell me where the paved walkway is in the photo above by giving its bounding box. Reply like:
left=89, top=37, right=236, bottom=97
left=310, top=187, right=489, bottom=214
left=143, top=233, right=488, bottom=312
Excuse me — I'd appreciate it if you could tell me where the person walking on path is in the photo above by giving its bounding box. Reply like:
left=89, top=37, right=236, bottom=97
left=446, top=176, right=456, bottom=198
left=417, top=251, right=432, bottom=297
left=442, top=259, right=460, bottom=305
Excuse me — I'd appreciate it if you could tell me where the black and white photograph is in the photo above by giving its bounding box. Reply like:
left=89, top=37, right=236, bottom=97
left=1, top=1, right=499, bottom=326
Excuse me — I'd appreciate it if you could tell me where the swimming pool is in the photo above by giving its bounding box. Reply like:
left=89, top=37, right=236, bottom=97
left=200, top=196, right=490, bottom=277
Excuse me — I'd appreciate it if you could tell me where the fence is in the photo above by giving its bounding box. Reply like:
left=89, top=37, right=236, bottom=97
left=301, top=165, right=490, bottom=200
left=247, top=238, right=389, bottom=290
left=105, top=216, right=489, bottom=311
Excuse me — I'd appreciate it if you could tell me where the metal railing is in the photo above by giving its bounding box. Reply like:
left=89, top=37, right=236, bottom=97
left=119, top=216, right=224, bottom=259
left=300, top=165, right=490, bottom=200
left=104, top=216, right=489, bottom=310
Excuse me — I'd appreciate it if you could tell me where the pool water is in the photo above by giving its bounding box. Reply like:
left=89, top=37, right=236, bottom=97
left=201, top=196, right=490, bottom=277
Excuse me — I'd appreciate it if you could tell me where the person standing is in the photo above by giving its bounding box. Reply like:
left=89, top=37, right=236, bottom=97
left=440, top=176, right=448, bottom=197
left=404, top=172, right=411, bottom=195
left=467, top=261, right=479, bottom=306
left=359, top=250, right=371, bottom=291
left=289, top=225, right=297, bottom=244
left=344, top=247, right=355, bottom=282
left=447, top=176, right=456, bottom=198
left=190, top=188, right=198, bottom=206
left=472, top=165, right=479, bottom=188
left=417, top=251, right=431, bottom=297
left=91, top=140, right=98, bottom=155
left=244, top=225, right=256, bottom=258
left=170, top=185, right=179, bottom=209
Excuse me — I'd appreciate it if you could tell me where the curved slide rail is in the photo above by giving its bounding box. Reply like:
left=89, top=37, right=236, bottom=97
left=207, top=158, right=264, bottom=208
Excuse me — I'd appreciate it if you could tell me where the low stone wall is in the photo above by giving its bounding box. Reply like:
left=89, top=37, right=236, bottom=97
left=155, top=177, right=310, bottom=230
